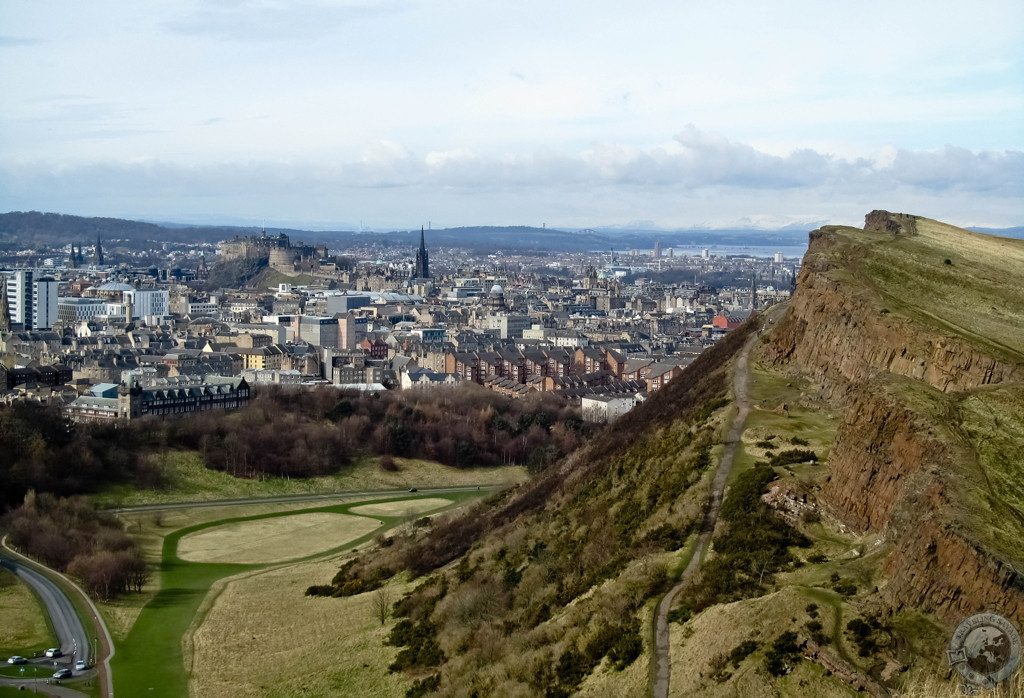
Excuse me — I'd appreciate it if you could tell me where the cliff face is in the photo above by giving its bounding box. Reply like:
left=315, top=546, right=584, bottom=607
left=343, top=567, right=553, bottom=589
left=766, top=211, right=1024, bottom=626
left=882, top=516, right=1024, bottom=624
left=819, top=388, right=945, bottom=532
left=766, top=228, right=1022, bottom=394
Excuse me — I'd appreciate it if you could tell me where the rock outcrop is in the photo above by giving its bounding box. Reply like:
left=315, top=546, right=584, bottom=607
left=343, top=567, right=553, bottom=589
left=864, top=209, right=918, bottom=236
left=767, top=211, right=1024, bottom=627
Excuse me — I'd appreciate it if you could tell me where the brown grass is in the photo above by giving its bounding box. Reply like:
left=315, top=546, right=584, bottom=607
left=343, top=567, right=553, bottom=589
left=189, top=558, right=411, bottom=697
left=897, top=670, right=1024, bottom=697
left=177, top=513, right=382, bottom=564
left=669, top=586, right=852, bottom=697
left=348, top=498, right=452, bottom=518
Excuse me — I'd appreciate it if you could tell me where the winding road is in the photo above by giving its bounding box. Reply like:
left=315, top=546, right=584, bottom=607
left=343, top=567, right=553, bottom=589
left=652, top=331, right=758, bottom=698
left=1, top=536, right=113, bottom=697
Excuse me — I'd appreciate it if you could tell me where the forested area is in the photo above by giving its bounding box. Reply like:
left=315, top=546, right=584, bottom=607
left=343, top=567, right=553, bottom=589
left=0, top=403, right=160, bottom=509
left=153, top=385, right=591, bottom=478
left=0, top=385, right=591, bottom=508
left=3, top=493, right=147, bottom=600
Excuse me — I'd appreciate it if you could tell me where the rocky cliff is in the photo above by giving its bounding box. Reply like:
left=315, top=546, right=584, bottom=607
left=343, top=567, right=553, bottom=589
left=766, top=210, right=1024, bottom=626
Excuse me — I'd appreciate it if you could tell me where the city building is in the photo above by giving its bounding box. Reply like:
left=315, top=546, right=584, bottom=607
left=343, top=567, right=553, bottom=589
left=1, top=270, right=60, bottom=330
left=65, top=376, right=250, bottom=422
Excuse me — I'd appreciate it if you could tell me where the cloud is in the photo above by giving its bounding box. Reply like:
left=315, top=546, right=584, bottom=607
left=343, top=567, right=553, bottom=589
left=1, top=128, right=1021, bottom=228
left=3, top=128, right=1021, bottom=195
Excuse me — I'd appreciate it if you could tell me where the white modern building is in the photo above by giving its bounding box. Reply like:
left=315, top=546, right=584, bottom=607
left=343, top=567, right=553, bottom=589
left=125, top=289, right=169, bottom=320
left=2, top=270, right=60, bottom=329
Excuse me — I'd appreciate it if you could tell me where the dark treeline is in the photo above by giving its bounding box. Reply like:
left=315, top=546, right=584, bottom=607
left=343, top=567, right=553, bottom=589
left=3, top=493, right=147, bottom=600
left=0, top=403, right=162, bottom=510
left=0, top=386, right=591, bottom=507
left=152, top=385, right=591, bottom=479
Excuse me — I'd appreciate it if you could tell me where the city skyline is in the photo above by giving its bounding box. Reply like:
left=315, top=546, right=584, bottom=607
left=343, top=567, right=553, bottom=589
left=1, top=1, right=1022, bottom=229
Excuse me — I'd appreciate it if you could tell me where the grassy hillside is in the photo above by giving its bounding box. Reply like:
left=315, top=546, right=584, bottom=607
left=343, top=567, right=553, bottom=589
left=305, top=324, right=802, bottom=694
left=94, top=452, right=527, bottom=508
left=828, top=217, right=1024, bottom=364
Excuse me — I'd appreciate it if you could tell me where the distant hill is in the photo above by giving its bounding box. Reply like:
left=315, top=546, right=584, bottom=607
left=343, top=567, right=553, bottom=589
left=0, top=211, right=812, bottom=253
left=3, top=210, right=1020, bottom=254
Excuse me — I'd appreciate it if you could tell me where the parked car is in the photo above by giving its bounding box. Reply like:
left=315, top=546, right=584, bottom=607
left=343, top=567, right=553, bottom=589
left=53, top=668, right=73, bottom=679
left=6, top=656, right=27, bottom=665
left=43, top=648, right=61, bottom=658
left=74, top=660, right=89, bottom=671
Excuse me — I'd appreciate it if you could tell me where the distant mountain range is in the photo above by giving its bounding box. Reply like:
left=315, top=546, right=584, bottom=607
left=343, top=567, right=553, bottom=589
left=1, top=210, right=1020, bottom=254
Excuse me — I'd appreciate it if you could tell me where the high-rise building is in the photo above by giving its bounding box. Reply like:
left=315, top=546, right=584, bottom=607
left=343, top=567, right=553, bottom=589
left=1, top=270, right=59, bottom=330
left=773, top=251, right=784, bottom=264
left=412, top=226, right=430, bottom=279
left=33, top=277, right=59, bottom=329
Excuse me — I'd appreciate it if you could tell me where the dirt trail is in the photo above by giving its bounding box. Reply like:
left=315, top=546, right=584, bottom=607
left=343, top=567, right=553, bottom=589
left=652, top=332, right=757, bottom=698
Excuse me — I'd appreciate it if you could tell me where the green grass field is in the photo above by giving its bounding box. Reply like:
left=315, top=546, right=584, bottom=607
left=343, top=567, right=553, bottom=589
left=110, top=492, right=481, bottom=697
left=94, top=451, right=527, bottom=508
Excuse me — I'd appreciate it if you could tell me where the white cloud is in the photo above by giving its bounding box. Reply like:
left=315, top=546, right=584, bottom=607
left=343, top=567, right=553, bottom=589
left=2, top=128, right=1021, bottom=228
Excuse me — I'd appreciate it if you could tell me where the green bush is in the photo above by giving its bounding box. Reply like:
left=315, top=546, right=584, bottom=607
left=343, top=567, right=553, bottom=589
left=768, top=449, right=818, bottom=467
left=727, top=639, right=759, bottom=667
left=763, top=630, right=802, bottom=676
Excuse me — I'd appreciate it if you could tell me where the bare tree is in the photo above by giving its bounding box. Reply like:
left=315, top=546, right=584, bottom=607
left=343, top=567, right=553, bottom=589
left=373, top=586, right=391, bottom=626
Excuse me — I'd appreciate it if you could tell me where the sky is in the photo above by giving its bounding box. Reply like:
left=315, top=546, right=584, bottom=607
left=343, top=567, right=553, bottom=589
left=1, top=0, right=1022, bottom=230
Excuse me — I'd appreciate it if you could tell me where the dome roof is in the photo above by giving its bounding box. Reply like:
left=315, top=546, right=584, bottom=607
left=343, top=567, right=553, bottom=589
left=96, top=282, right=135, bottom=292
left=489, top=284, right=504, bottom=296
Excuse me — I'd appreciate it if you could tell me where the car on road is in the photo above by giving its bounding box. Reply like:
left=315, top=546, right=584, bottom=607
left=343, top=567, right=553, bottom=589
left=6, top=656, right=27, bottom=665
left=43, top=648, right=61, bottom=658
left=408, top=487, right=418, bottom=492
left=74, top=660, right=89, bottom=671
left=52, top=668, right=73, bottom=679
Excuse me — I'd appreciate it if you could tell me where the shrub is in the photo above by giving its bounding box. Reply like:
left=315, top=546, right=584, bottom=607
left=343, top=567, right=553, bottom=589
left=789, top=436, right=809, bottom=446
left=763, top=630, right=802, bottom=676
left=768, top=449, right=818, bottom=467
left=727, top=639, right=759, bottom=667
left=379, top=455, right=399, bottom=472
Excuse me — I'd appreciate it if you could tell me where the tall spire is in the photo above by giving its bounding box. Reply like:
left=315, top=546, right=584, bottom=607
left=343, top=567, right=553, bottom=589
left=412, top=225, right=430, bottom=279
left=95, top=235, right=104, bottom=266
left=751, top=273, right=758, bottom=310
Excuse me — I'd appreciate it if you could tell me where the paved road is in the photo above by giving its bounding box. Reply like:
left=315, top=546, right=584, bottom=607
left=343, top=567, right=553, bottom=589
left=0, top=547, right=92, bottom=697
left=107, top=484, right=501, bottom=514
left=652, top=331, right=758, bottom=698
left=0, top=556, right=90, bottom=664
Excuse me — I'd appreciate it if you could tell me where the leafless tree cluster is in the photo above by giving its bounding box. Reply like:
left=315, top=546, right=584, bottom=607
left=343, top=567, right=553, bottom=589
left=3, top=492, right=148, bottom=600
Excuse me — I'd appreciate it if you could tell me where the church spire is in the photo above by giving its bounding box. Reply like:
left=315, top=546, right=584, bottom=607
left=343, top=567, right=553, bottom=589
left=95, top=235, right=104, bottom=266
left=412, top=225, right=430, bottom=279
